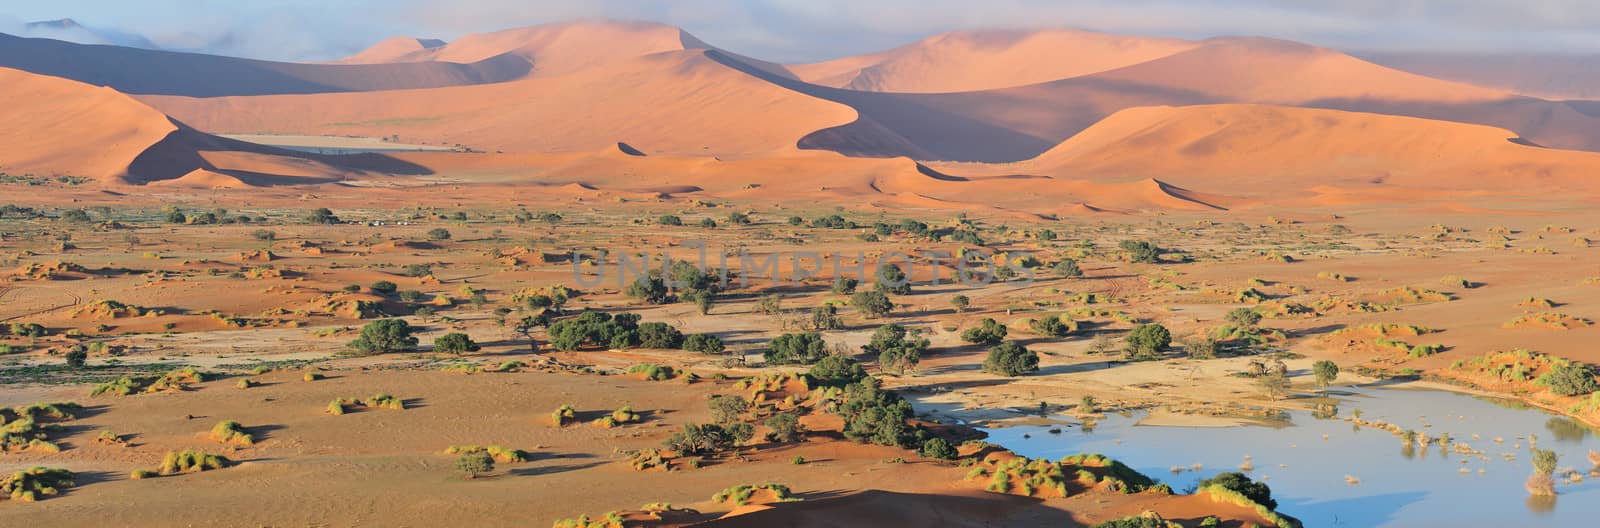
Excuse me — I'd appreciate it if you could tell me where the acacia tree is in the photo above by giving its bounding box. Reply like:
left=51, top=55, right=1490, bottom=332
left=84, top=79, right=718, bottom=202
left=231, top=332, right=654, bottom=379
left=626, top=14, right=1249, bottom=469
left=1312, top=360, right=1339, bottom=388
left=1124, top=323, right=1172, bottom=361
left=347, top=319, right=419, bottom=355
left=983, top=341, right=1039, bottom=377
left=863, top=324, right=929, bottom=375
left=850, top=290, right=894, bottom=319
left=434, top=332, right=481, bottom=355
left=961, top=318, right=1008, bottom=346
left=513, top=312, right=551, bottom=353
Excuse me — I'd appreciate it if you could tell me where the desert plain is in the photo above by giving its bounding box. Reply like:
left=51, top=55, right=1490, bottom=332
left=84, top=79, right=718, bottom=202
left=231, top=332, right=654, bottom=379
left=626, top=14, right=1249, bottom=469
left=5, top=17, right=1600, bottom=528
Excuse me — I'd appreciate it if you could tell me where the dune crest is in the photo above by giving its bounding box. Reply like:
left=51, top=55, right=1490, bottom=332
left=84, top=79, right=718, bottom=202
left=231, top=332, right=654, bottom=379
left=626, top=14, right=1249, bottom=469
left=336, top=37, right=447, bottom=64
left=0, top=67, right=417, bottom=186
left=1022, top=103, right=1600, bottom=191
left=790, top=28, right=1197, bottom=93
left=365, top=20, right=704, bottom=75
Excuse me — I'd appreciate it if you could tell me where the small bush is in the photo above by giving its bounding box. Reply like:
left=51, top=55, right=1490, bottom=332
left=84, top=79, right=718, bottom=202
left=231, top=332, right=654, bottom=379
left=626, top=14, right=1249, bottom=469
left=920, top=437, right=958, bottom=460
left=711, top=483, right=796, bottom=506
left=552, top=404, right=577, bottom=426
left=156, top=449, right=231, bottom=475
left=433, top=332, right=480, bottom=354
left=209, top=421, right=255, bottom=446
left=0, top=467, right=75, bottom=502
left=456, top=452, right=494, bottom=477
left=444, top=445, right=529, bottom=463
left=683, top=333, right=725, bottom=354
left=961, top=318, right=1008, bottom=345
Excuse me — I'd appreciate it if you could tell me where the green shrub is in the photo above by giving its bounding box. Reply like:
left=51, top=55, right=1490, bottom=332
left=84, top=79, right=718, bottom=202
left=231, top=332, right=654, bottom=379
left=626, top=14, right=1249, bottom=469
left=665, top=422, right=753, bottom=455
left=764, top=413, right=805, bottom=443
left=711, top=483, right=795, bottom=506
left=805, top=355, right=864, bottom=385
left=1538, top=362, right=1599, bottom=396
left=456, top=452, right=494, bottom=477
left=961, top=318, right=1008, bottom=345
left=1197, top=472, right=1276, bottom=509
left=983, top=341, right=1039, bottom=377
left=0, top=467, right=75, bottom=502
left=209, top=421, right=255, bottom=446
left=157, top=449, right=231, bottom=475
left=445, top=445, right=529, bottom=463
left=683, top=333, right=725, bottom=354
left=850, top=290, right=894, bottom=318
left=433, top=332, right=480, bottom=355
left=765, top=332, right=828, bottom=365
left=547, top=311, right=642, bottom=351
left=920, top=437, right=958, bottom=460
left=1119, top=240, right=1162, bottom=263
left=863, top=323, right=928, bottom=374
left=1124, top=324, right=1171, bottom=361
left=637, top=322, right=684, bottom=349
left=369, top=280, right=398, bottom=295
left=347, top=319, right=418, bottom=354
left=552, top=404, right=577, bottom=426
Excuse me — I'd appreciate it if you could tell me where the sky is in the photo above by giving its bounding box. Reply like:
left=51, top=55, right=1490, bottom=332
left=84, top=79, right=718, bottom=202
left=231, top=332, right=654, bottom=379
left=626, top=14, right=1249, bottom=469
left=5, top=0, right=1600, bottom=62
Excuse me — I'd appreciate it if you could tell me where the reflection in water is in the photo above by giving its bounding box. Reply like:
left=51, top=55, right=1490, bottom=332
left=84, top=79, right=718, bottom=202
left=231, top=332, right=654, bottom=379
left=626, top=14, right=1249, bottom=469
left=1545, top=417, right=1592, bottom=443
left=1527, top=494, right=1557, bottom=515
left=983, top=386, right=1600, bottom=527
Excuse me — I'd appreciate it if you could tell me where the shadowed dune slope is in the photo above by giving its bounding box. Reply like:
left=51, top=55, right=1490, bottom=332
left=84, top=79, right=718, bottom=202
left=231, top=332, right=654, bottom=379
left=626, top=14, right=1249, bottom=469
left=1018, top=104, right=1600, bottom=191
left=1363, top=51, right=1600, bottom=101
left=142, top=49, right=860, bottom=158
left=0, top=66, right=177, bottom=181
left=0, top=67, right=424, bottom=185
left=786, top=37, right=1600, bottom=161
left=787, top=28, right=1197, bottom=93
left=0, top=32, right=530, bottom=96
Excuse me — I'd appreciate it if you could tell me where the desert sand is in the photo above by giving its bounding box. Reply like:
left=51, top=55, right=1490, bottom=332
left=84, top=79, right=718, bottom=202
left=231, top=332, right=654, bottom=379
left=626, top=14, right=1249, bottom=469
left=6, top=15, right=1600, bottom=528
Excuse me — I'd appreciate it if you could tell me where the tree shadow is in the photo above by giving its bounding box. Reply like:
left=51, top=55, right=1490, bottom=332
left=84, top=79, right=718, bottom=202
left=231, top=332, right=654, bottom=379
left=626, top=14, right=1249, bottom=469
left=507, top=461, right=606, bottom=477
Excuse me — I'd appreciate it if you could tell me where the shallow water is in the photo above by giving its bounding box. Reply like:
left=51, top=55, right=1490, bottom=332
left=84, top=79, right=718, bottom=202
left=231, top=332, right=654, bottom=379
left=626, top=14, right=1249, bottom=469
left=982, top=386, right=1600, bottom=527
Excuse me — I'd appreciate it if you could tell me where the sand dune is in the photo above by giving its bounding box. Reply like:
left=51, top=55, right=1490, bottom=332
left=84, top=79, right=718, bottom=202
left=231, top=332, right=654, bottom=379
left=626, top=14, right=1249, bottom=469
left=142, top=49, right=859, bottom=158
left=1363, top=52, right=1600, bottom=101
left=788, top=28, right=1196, bottom=93
left=0, top=66, right=177, bottom=181
left=334, top=36, right=446, bottom=64
left=0, top=32, right=529, bottom=96
left=788, top=37, right=1600, bottom=161
left=350, top=20, right=705, bottom=76
left=0, top=67, right=419, bottom=185
left=1019, top=104, right=1600, bottom=191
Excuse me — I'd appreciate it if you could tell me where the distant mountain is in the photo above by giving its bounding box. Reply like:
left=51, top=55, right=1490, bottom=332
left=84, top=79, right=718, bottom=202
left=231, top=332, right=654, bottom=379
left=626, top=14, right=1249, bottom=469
left=22, top=18, right=159, bottom=49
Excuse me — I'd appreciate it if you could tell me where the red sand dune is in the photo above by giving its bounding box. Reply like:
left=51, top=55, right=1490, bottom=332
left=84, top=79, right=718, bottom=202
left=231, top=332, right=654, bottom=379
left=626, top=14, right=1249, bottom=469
left=333, top=36, right=446, bottom=64
left=787, top=29, right=1197, bottom=93
left=0, top=67, right=417, bottom=185
left=345, top=20, right=706, bottom=77
left=787, top=36, right=1600, bottom=161
left=1016, top=103, right=1600, bottom=192
left=142, top=49, right=859, bottom=158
